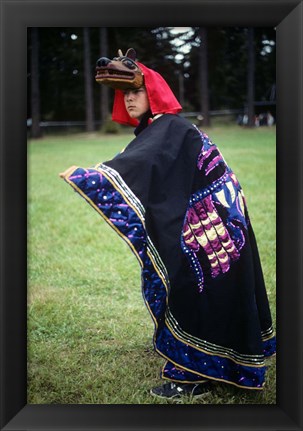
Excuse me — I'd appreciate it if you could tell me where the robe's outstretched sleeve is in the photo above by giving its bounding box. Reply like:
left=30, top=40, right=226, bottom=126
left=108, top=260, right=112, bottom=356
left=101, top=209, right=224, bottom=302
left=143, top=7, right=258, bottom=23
left=61, top=114, right=276, bottom=390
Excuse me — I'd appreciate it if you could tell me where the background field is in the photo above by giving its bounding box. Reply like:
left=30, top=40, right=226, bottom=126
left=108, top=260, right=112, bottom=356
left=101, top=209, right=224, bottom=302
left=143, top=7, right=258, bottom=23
left=27, top=125, right=276, bottom=404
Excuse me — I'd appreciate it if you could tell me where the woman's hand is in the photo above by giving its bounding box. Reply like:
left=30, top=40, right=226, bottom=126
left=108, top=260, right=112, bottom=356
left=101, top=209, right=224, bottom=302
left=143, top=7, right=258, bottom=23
left=59, top=165, right=78, bottom=179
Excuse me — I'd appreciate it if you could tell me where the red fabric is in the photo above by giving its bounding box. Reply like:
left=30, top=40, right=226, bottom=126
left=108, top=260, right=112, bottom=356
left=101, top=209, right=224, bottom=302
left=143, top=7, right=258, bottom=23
left=112, top=62, right=182, bottom=127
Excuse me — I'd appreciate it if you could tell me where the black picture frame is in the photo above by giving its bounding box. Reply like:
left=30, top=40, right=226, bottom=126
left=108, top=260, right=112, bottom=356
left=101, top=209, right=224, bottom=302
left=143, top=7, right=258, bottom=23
left=1, top=0, right=302, bottom=430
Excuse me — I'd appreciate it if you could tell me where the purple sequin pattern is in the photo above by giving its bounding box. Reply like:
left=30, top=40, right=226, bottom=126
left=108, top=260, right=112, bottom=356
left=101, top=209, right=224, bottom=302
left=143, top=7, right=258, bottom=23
left=182, top=130, right=249, bottom=292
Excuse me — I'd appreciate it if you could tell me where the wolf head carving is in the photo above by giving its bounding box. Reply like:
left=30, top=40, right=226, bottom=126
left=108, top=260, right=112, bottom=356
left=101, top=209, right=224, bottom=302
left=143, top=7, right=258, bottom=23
left=95, top=48, right=144, bottom=90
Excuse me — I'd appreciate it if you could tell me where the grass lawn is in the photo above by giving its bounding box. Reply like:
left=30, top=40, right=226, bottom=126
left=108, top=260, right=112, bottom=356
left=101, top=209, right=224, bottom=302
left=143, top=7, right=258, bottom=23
left=27, top=124, right=276, bottom=404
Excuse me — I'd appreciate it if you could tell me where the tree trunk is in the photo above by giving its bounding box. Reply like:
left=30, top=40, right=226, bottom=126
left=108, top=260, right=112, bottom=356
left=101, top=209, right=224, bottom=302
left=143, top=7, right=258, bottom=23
left=99, top=27, right=110, bottom=127
left=30, top=28, right=41, bottom=138
left=198, top=27, right=210, bottom=127
left=178, top=70, right=185, bottom=106
left=83, top=27, right=95, bottom=132
left=247, top=27, right=255, bottom=127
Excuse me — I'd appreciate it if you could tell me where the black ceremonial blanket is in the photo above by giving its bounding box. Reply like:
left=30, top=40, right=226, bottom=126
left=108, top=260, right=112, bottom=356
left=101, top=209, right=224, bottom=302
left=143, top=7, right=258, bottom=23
left=62, top=114, right=276, bottom=390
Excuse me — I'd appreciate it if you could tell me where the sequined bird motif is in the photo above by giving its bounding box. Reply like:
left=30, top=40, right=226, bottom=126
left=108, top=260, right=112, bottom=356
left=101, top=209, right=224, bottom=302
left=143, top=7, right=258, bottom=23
left=182, top=130, right=248, bottom=292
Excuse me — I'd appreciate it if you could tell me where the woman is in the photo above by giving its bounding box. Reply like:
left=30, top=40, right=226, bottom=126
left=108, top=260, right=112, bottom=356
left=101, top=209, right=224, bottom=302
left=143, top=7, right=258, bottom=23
left=60, top=49, right=276, bottom=400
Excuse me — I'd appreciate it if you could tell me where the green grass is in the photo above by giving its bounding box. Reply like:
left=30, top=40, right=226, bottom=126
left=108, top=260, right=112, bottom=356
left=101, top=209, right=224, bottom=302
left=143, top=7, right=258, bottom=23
left=27, top=125, right=276, bottom=404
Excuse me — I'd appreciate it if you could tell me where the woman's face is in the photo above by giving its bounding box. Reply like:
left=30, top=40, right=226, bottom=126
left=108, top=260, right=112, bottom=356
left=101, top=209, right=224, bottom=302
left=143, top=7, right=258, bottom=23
left=123, top=87, right=150, bottom=120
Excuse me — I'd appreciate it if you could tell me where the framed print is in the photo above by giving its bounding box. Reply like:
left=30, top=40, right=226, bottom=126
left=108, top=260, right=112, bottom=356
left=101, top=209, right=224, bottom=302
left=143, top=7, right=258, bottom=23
left=1, top=0, right=302, bottom=430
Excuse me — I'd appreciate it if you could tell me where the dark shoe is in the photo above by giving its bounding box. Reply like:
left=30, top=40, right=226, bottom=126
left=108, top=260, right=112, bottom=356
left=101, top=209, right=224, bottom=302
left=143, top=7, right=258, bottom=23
left=150, top=381, right=212, bottom=400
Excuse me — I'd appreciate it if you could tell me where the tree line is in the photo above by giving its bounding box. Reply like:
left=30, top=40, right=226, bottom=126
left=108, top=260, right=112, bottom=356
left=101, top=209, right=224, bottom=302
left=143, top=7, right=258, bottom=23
left=28, top=27, right=276, bottom=138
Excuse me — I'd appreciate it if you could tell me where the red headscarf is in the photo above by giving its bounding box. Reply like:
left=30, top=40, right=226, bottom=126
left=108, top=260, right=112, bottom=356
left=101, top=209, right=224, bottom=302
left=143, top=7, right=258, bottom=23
left=112, top=62, right=182, bottom=127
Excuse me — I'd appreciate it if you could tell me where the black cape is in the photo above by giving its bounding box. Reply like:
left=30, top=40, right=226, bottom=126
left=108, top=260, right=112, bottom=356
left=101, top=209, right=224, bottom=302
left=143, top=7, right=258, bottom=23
left=63, top=113, right=276, bottom=390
